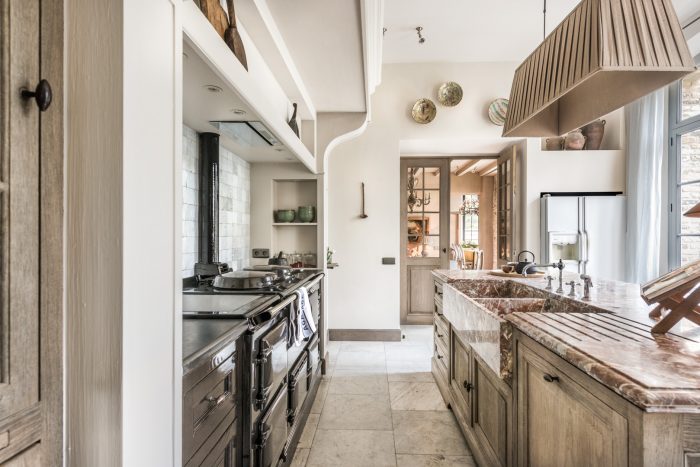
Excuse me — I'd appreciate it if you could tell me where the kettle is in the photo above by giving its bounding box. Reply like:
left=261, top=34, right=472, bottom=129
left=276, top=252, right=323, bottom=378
left=514, top=250, right=536, bottom=274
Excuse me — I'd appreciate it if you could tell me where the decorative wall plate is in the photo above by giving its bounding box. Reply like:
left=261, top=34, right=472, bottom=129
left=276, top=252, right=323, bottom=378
left=488, top=98, right=509, bottom=126
left=412, top=98, right=437, bottom=124
left=437, top=82, right=463, bottom=107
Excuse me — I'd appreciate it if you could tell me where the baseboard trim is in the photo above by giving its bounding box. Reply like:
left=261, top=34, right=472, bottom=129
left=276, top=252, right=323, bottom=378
left=328, top=329, right=402, bottom=342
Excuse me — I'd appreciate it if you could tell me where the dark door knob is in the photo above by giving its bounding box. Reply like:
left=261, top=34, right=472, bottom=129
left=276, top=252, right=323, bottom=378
left=442, top=248, right=447, bottom=253
left=463, top=381, right=473, bottom=392
left=543, top=373, right=560, bottom=383
left=21, top=79, right=52, bottom=111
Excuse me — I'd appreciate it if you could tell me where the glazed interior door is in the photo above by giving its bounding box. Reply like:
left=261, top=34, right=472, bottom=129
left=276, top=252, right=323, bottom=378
left=496, top=146, right=519, bottom=265
left=400, top=158, right=449, bottom=325
left=0, top=0, right=42, bottom=462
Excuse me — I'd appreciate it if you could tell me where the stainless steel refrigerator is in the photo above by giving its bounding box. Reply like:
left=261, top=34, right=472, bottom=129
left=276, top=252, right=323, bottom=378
left=540, top=194, right=626, bottom=281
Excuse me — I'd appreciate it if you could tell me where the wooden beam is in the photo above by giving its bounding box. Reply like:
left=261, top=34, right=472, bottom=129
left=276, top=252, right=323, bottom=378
left=455, top=160, right=480, bottom=176
left=479, top=161, right=498, bottom=177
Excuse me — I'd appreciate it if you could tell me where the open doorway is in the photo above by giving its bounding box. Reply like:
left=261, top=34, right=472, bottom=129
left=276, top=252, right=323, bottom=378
left=449, top=158, right=498, bottom=271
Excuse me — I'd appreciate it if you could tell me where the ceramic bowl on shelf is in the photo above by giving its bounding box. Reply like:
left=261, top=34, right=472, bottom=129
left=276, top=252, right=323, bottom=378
left=275, top=209, right=296, bottom=223
left=297, top=206, right=316, bottom=223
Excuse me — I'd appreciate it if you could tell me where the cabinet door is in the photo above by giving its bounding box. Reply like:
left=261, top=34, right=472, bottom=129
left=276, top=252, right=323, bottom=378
left=517, top=345, right=628, bottom=467
left=0, top=0, right=42, bottom=463
left=450, top=334, right=472, bottom=426
left=473, top=359, right=510, bottom=467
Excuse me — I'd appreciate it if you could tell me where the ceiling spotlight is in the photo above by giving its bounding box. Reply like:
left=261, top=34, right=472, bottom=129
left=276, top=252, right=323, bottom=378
left=204, top=84, right=223, bottom=93
left=416, top=26, right=425, bottom=44
left=230, top=108, right=247, bottom=115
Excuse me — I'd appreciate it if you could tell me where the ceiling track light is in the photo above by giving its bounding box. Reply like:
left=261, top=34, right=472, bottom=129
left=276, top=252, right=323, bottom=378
left=416, top=26, right=425, bottom=44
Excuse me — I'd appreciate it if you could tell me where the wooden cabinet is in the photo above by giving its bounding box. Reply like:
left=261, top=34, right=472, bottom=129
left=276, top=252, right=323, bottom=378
left=450, top=333, right=472, bottom=426
left=516, top=337, right=628, bottom=467
left=0, top=0, right=63, bottom=465
left=473, top=358, right=511, bottom=467
left=432, top=278, right=450, bottom=400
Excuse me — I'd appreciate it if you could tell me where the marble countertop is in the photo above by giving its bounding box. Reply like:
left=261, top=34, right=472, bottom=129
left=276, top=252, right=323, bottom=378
left=434, top=269, right=700, bottom=413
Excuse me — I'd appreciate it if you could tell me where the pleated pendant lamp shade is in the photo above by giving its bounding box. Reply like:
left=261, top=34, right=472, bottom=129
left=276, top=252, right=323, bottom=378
left=503, top=0, right=696, bottom=137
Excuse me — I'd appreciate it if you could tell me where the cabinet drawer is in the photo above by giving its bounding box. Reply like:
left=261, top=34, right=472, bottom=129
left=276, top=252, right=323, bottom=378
left=184, top=352, right=237, bottom=463
left=434, top=339, right=449, bottom=376
left=434, top=323, right=449, bottom=354
left=185, top=418, right=236, bottom=467
left=434, top=312, right=449, bottom=335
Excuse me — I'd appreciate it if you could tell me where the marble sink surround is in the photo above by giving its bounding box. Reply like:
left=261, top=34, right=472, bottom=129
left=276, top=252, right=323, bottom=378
left=434, top=269, right=700, bottom=413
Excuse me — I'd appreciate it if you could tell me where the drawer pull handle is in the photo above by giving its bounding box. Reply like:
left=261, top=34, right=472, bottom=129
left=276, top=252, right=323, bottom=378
left=206, top=391, right=229, bottom=408
left=437, top=354, right=444, bottom=360
left=543, top=374, right=560, bottom=383
left=463, top=381, right=473, bottom=392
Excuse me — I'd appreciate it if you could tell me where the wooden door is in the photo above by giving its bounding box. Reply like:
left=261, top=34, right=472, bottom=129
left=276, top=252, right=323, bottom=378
left=450, top=335, right=472, bottom=427
left=0, top=0, right=63, bottom=464
left=473, top=358, right=511, bottom=467
left=517, top=345, right=628, bottom=467
left=496, top=146, right=519, bottom=264
left=400, top=158, right=449, bottom=325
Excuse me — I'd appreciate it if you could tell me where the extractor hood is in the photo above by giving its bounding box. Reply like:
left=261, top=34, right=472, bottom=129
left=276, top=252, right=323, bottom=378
left=503, top=0, right=696, bottom=137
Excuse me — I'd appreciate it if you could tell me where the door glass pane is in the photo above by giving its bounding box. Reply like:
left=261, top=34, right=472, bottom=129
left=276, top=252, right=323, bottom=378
left=681, top=71, right=700, bottom=122
left=406, top=165, right=441, bottom=258
left=680, top=130, right=700, bottom=183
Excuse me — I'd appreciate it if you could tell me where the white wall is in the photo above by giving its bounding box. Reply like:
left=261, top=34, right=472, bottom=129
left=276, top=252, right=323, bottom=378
left=521, top=140, right=627, bottom=261
left=327, top=62, right=518, bottom=331
left=122, top=0, right=180, bottom=465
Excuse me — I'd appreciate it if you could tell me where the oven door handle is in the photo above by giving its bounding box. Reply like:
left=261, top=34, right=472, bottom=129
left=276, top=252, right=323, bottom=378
left=269, top=295, right=297, bottom=319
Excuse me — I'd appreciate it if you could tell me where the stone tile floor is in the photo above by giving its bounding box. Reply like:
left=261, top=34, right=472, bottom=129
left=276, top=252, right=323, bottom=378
left=291, top=326, right=476, bottom=467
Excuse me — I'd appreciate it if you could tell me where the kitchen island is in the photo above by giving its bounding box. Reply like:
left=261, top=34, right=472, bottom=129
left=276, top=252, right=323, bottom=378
left=432, top=269, right=700, bottom=467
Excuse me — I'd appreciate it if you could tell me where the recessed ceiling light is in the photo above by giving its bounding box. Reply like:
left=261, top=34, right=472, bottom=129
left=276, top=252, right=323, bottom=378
left=230, top=108, right=247, bottom=115
left=204, top=84, right=223, bottom=93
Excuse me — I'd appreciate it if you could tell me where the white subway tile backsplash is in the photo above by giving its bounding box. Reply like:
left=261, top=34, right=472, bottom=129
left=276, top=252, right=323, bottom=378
left=182, top=125, right=251, bottom=277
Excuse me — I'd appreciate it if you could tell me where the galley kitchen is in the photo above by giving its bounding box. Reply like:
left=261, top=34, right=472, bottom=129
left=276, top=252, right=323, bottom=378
left=4, top=0, right=700, bottom=466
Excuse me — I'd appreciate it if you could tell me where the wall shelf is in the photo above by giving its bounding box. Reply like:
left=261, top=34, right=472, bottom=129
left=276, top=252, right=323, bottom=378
left=272, top=223, right=318, bottom=226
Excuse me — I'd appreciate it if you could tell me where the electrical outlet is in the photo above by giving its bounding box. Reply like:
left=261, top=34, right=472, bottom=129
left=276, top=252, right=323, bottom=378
left=253, top=248, right=270, bottom=259
left=382, top=257, right=396, bottom=265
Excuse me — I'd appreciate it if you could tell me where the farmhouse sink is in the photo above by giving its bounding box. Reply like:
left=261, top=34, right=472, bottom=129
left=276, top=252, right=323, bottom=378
left=450, top=279, right=550, bottom=299
left=472, top=297, right=602, bottom=315
left=443, top=280, right=607, bottom=384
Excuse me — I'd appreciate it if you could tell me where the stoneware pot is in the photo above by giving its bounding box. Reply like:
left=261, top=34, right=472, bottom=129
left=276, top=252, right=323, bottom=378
left=565, top=129, right=586, bottom=150
left=545, top=137, right=565, bottom=151
left=297, top=206, right=316, bottom=223
left=275, top=209, right=296, bottom=223
left=581, top=119, right=606, bottom=150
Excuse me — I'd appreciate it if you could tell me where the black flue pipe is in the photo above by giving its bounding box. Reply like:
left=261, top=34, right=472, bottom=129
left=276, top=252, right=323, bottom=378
left=198, top=132, right=220, bottom=264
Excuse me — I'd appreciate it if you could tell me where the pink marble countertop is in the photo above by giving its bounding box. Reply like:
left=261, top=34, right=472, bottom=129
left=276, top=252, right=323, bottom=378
left=433, top=269, right=700, bottom=413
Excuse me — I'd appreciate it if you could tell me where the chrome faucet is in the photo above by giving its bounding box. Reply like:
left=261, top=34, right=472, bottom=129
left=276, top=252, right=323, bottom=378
left=580, top=274, right=593, bottom=301
left=566, top=280, right=580, bottom=297
left=522, top=259, right=565, bottom=293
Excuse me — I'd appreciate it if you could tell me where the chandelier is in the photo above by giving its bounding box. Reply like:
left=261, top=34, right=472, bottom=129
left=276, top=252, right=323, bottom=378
left=407, top=168, right=431, bottom=212
left=459, top=194, right=479, bottom=216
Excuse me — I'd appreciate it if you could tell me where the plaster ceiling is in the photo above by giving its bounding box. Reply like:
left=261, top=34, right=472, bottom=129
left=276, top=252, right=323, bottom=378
left=182, top=42, right=297, bottom=163
left=383, top=0, right=698, bottom=63
left=265, top=0, right=367, bottom=113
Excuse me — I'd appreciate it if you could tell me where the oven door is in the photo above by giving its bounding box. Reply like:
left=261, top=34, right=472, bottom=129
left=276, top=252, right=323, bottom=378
left=255, top=317, right=289, bottom=412
left=255, top=385, right=288, bottom=467
left=287, top=353, right=309, bottom=427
